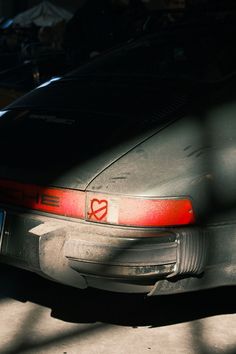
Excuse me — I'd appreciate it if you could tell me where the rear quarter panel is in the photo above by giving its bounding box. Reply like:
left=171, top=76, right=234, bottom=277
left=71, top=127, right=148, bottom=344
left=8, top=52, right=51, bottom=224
left=87, top=108, right=236, bottom=222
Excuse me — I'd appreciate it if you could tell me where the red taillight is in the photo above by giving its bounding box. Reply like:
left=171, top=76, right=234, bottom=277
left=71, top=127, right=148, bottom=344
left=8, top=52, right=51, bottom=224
left=0, top=180, right=85, bottom=219
left=86, top=193, right=195, bottom=227
left=0, top=180, right=195, bottom=227
left=119, top=197, right=195, bottom=227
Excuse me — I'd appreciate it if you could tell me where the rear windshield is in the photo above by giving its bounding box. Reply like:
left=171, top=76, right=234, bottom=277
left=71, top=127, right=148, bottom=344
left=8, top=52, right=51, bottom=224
left=67, top=24, right=236, bottom=82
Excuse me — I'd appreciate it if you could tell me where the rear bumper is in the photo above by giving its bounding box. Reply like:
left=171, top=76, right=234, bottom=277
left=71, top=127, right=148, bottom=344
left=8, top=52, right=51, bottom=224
left=0, top=209, right=208, bottom=293
left=64, top=231, right=177, bottom=280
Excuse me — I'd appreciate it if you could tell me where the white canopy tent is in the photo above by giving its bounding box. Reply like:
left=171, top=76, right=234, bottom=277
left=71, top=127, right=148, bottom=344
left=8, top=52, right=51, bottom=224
left=13, top=1, right=73, bottom=27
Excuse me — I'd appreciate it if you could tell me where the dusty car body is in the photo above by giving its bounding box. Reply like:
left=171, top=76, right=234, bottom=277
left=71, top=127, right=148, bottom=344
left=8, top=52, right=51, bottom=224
left=0, top=19, right=236, bottom=295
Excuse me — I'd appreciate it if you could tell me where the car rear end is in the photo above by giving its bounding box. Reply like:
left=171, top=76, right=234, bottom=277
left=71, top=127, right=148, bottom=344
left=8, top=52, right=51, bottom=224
left=0, top=98, right=210, bottom=295
left=1, top=35, right=235, bottom=295
left=0, top=175, right=208, bottom=294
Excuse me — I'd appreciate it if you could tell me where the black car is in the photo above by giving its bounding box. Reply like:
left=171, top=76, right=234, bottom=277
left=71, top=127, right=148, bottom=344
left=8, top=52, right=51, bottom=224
left=0, top=17, right=236, bottom=295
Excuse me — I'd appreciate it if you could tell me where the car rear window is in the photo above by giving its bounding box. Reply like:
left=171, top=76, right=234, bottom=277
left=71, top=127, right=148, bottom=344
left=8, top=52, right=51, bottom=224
left=67, top=24, right=236, bottom=82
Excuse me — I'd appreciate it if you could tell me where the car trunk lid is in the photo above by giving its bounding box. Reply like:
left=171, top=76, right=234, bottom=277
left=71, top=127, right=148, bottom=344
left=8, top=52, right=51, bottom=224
left=0, top=78, right=188, bottom=190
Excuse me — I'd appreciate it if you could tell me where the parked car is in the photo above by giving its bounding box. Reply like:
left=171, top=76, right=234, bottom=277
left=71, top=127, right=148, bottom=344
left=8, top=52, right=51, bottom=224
left=0, top=17, right=236, bottom=295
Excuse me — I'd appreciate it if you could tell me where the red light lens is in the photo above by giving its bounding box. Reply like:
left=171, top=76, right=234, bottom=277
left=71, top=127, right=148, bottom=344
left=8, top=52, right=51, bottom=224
left=0, top=180, right=195, bottom=227
left=0, top=179, right=85, bottom=218
left=86, top=193, right=195, bottom=227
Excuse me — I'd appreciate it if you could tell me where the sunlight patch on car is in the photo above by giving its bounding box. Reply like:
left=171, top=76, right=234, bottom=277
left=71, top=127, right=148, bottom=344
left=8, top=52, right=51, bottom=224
left=29, top=222, right=63, bottom=236
left=0, top=111, right=8, bottom=118
left=36, top=76, right=61, bottom=89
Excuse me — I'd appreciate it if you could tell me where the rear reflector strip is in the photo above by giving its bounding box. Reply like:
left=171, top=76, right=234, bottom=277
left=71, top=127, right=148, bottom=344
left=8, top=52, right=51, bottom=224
left=0, top=179, right=85, bottom=219
left=86, top=193, right=195, bottom=227
left=0, top=180, right=195, bottom=227
left=119, top=197, right=195, bottom=227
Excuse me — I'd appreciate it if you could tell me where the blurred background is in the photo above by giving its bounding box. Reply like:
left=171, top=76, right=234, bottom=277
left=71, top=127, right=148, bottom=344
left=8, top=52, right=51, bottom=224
left=0, top=0, right=233, bottom=108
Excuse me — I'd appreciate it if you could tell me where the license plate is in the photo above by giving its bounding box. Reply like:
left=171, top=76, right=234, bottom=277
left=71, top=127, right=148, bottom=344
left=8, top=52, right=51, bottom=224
left=0, top=210, right=6, bottom=252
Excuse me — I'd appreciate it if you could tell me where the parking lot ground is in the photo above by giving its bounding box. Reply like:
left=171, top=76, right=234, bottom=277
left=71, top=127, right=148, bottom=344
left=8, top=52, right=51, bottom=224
left=0, top=264, right=236, bottom=354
